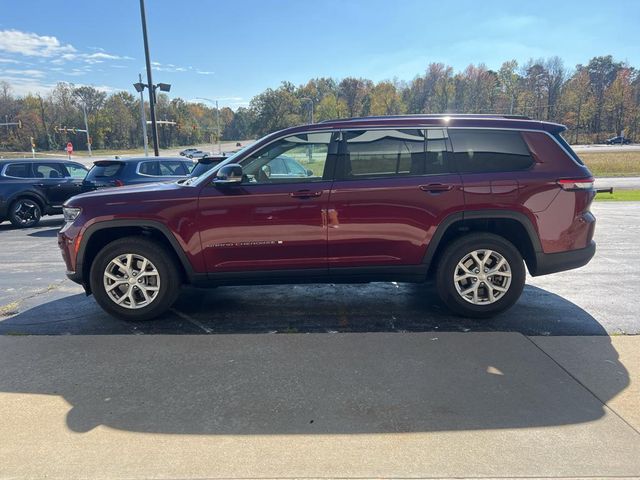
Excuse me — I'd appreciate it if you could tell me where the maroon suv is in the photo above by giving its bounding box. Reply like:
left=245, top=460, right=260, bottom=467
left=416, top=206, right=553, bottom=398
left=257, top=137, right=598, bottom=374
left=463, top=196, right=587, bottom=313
left=58, top=114, right=596, bottom=320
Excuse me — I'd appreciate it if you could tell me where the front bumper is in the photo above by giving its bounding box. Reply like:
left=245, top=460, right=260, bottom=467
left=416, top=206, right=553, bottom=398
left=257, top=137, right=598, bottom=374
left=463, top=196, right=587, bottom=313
left=531, top=241, right=596, bottom=276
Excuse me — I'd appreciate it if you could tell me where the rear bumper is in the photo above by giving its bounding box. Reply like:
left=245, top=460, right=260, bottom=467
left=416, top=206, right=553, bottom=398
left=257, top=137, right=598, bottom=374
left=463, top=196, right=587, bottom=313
left=531, top=241, right=596, bottom=276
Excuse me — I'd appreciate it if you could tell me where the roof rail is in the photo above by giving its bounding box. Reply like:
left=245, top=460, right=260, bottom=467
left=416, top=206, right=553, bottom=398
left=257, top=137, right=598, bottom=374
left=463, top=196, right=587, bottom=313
left=318, top=113, right=531, bottom=123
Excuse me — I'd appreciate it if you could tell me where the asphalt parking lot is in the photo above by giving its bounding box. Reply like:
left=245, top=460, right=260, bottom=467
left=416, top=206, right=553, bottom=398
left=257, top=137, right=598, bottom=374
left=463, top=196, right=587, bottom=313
left=0, top=202, right=638, bottom=336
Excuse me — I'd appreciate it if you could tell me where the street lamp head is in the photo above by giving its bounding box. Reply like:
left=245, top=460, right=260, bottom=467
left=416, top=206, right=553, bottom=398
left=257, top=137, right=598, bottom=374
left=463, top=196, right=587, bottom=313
left=133, top=82, right=146, bottom=93
left=157, top=83, right=171, bottom=92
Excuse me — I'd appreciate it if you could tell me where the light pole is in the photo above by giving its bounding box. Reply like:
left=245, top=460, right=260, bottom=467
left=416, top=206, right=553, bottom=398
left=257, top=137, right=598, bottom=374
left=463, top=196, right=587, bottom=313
left=137, top=73, right=149, bottom=156
left=133, top=80, right=171, bottom=155
left=300, top=97, right=314, bottom=124
left=71, top=92, right=92, bottom=156
left=80, top=102, right=92, bottom=157
left=196, top=97, right=221, bottom=154
left=138, top=0, right=162, bottom=156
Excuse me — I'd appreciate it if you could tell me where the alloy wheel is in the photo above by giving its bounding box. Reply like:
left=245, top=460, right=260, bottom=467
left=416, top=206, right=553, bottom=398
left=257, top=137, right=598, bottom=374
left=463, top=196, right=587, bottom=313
left=13, top=200, right=40, bottom=226
left=103, top=253, right=161, bottom=309
left=453, top=249, right=512, bottom=305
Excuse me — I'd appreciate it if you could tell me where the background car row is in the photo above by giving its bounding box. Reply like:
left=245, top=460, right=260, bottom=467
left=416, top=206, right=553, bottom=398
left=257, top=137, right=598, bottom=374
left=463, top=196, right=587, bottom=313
left=1, top=152, right=319, bottom=228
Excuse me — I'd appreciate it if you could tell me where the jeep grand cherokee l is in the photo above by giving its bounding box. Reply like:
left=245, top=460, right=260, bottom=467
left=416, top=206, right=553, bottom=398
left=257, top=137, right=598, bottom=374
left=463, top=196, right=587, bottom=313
left=58, top=114, right=596, bottom=320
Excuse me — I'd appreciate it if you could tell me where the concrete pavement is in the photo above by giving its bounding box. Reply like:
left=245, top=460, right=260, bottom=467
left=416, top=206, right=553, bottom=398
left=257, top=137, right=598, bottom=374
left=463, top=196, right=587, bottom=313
left=0, top=332, right=639, bottom=479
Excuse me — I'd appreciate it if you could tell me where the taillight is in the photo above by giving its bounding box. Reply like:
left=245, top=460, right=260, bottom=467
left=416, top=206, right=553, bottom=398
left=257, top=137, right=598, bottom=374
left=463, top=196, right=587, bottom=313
left=114, top=179, right=124, bottom=187
left=557, top=177, right=594, bottom=190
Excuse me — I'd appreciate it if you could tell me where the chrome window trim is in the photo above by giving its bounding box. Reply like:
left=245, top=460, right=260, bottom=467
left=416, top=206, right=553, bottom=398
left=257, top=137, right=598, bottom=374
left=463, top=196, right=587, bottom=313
left=193, top=125, right=578, bottom=186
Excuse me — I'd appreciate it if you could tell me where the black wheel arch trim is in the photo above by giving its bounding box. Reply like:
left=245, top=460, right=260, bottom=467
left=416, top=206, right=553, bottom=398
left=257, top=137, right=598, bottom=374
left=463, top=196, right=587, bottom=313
left=422, top=209, right=543, bottom=273
left=8, top=190, right=47, bottom=210
left=75, top=219, right=197, bottom=285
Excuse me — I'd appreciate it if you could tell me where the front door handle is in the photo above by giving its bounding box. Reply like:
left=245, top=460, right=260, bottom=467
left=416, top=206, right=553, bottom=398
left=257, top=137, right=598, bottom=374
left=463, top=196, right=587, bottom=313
left=419, top=183, right=453, bottom=193
left=290, top=190, right=322, bottom=199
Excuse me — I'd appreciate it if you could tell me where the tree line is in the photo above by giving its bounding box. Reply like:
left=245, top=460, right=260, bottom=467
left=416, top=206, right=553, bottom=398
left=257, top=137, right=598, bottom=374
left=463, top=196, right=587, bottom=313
left=0, top=54, right=638, bottom=152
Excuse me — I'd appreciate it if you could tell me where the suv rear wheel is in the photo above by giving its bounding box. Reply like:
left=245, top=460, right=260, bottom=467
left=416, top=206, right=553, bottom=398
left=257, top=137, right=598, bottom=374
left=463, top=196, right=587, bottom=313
left=90, top=236, right=181, bottom=321
left=435, top=233, right=525, bottom=318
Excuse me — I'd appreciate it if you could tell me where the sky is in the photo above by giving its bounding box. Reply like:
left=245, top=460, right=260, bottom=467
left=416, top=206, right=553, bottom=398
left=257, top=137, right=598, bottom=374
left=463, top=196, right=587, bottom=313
left=0, top=0, right=639, bottom=109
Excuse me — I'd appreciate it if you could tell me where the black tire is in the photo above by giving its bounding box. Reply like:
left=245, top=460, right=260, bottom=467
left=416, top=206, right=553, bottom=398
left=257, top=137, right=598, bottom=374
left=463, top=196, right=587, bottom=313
left=435, top=232, right=525, bottom=318
left=9, top=198, right=42, bottom=228
left=90, top=236, right=182, bottom=321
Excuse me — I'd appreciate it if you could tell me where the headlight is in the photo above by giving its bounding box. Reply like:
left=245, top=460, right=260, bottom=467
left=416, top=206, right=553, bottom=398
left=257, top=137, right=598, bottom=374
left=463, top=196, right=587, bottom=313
left=63, top=207, right=81, bottom=223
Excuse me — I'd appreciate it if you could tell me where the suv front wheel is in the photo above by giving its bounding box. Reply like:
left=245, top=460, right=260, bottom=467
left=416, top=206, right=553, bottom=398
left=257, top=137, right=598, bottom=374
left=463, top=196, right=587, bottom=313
left=90, top=236, right=181, bottom=321
left=436, top=233, right=525, bottom=318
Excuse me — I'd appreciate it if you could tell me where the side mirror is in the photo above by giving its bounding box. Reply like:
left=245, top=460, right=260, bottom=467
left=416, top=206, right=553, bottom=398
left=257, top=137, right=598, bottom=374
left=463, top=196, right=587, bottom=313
left=306, top=169, right=314, bottom=176
left=213, top=164, right=243, bottom=186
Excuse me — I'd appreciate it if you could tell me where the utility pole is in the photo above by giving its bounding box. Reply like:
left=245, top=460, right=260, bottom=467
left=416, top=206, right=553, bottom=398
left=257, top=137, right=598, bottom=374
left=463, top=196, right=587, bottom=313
left=216, top=100, right=221, bottom=154
left=80, top=102, right=92, bottom=157
left=300, top=97, right=314, bottom=124
left=139, top=0, right=159, bottom=156
left=138, top=73, right=149, bottom=156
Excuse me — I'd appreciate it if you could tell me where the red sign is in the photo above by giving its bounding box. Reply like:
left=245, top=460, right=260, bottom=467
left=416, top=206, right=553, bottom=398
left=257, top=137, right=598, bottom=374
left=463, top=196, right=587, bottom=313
left=66, top=142, right=73, bottom=153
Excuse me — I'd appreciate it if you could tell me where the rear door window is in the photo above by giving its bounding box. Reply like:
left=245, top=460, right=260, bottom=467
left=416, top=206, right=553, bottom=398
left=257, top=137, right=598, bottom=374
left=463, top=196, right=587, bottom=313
left=449, top=129, right=534, bottom=173
left=159, top=161, right=188, bottom=176
left=3, top=163, right=32, bottom=178
left=65, top=163, right=88, bottom=179
left=338, top=129, right=453, bottom=179
left=138, top=161, right=160, bottom=176
left=34, top=163, right=67, bottom=179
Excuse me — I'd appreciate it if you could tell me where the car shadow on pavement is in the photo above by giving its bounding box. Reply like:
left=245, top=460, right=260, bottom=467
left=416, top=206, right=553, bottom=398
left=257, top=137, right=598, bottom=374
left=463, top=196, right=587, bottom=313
left=0, top=283, right=613, bottom=336
left=0, top=283, right=629, bottom=436
left=27, top=227, right=62, bottom=238
left=0, top=217, right=64, bottom=232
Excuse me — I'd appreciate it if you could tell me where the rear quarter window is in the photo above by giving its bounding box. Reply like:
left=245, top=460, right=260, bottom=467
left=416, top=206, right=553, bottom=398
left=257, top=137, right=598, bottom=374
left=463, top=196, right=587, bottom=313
left=3, top=163, right=32, bottom=178
left=449, top=129, right=534, bottom=173
left=553, top=133, right=585, bottom=165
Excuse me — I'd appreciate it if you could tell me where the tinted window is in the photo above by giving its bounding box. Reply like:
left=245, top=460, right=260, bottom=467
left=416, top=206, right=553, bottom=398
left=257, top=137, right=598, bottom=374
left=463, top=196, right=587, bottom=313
left=138, top=161, right=160, bottom=176
left=340, top=129, right=451, bottom=179
left=240, top=132, right=332, bottom=184
left=66, top=163, right=88, bottom=179
left=191, top=160, right=223, bottom=177
left=284, top=157, right=308, bottom=176
left=35, top=163, right=66, bottom=179
left=3, top=163, right=32, bottom=178
left=86, top=163, right=124, bottom=179
left=159, top=161, right=188, bottom=176
left=553, top=133, right=584, bottom=165
left=449, top=129, right=533, bottom=173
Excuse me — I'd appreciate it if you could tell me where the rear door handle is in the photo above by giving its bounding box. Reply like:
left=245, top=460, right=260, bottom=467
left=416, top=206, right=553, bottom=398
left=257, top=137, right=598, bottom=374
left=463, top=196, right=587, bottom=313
left=290, top=190, right=322, bottom=199
left=419, top=183, right=453, bottom=193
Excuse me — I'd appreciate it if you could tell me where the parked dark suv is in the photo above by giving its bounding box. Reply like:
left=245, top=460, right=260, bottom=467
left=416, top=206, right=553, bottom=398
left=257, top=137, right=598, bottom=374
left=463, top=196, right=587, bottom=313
left=0, top=159, right=88, bottom=227
left=82, top=157, right=194, bottom=190
left=59, top=115, right=596, bottom=320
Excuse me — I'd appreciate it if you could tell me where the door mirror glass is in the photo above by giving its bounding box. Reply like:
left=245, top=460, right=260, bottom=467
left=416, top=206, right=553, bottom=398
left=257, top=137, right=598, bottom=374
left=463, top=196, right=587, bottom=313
left=213, top=164, right=243, bottom=186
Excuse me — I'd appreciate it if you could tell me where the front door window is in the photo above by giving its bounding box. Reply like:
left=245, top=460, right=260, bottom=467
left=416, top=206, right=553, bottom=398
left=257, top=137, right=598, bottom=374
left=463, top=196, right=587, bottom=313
left=240, top=132, right=333, bottom=184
